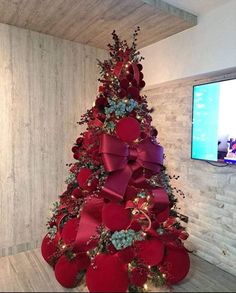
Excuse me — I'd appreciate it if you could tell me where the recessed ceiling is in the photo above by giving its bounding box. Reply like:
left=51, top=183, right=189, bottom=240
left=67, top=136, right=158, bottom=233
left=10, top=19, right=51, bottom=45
left=0, top=0, right=197, bottom=49
left=163, top=0, right=231, bottom=16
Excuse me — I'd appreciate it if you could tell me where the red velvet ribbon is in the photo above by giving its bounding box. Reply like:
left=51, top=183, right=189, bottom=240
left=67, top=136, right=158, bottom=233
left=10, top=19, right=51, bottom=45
left=99, top=134, right=164, bottom=201
left=75, top=197, right=104, bottom=251
left=132, top=63, right=140, bottom=86
left=113, top=61, right=123, bottom=78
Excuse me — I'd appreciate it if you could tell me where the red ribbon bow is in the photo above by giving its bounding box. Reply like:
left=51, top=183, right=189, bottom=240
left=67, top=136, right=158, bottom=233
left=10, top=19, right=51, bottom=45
left=99, top=133, right=164, bottom=201
left=113, top=62, right=140, bottom=85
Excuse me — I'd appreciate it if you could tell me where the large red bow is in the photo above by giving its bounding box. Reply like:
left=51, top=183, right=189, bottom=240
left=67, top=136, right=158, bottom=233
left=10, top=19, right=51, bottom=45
left=99, top=134, right=164, bottom=201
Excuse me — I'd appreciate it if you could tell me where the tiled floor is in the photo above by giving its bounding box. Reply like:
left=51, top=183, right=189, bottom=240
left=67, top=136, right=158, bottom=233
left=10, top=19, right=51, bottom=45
left=0, top=248, right=235, bottom=292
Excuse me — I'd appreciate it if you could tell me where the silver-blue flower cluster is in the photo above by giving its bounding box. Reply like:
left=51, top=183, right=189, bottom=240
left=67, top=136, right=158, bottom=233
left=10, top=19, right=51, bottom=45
left=105, top=98, right=137, bottom=118
left=111, top=229, right=143, bottom=250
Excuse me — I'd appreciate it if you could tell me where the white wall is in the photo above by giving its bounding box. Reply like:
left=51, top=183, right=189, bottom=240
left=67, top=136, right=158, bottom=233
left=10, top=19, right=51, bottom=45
left=140, top=0, right=236, bottom=87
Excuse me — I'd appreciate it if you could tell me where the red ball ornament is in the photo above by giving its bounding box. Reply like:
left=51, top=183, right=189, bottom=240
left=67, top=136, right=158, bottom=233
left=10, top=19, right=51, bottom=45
left=120, top=79, right=129, bottom=89
left=156, top=207, right=170, bottom=223
left=99, top=85, right=104, bottom=92
left=71, top=146, right=79, bottom=153
left=126, top=73, right=133, bottom=81
left=86, top=254, right=129, bottom=292
left=127, top=86, right=139, bottom=99
left=72, top=188, right=82, bottom=199
left=70, top=164, right=79, bottom=173
left=130, top=266, right=148, bottom=287
left=102, top=202, right=131, bottom=231
left=118, top=247, right=135, bottom=263
left=131, top=79, right=138, bottom=87
left=76, top=168, right=92, bottom=189
left=140, top=131, right=147, bottom=139
left=116, top=117, right=141, bottom=142
left=95, top=97, right=108, bottom=108
left=161, top=246, right=190, bottom=284
left=61, top=217, right=80, bottom=245
left=119, top=88, right=127, bottom=98
left=55, top=254, right=87, bottom=288
left=76, top=137, right=83, bottom=146
left=73, top=152, right=81, bottom=160
left=136, top=238, right=164, bottom=266
left=139, top=72, right=144, bottom=80
left=137, top=64, right=143, bottom=71
left=139, top=80, right=146, bottom=88
left=41, top=234, right=56, bottom=265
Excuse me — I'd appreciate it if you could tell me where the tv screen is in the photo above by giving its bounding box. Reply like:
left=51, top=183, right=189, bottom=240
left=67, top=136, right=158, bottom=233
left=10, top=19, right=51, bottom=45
left=191, top=78, right=236, bottom=164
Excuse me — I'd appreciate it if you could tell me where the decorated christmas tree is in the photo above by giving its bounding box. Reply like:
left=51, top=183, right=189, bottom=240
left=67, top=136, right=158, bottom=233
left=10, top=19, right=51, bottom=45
left=41, top=28, right=190, bottom=292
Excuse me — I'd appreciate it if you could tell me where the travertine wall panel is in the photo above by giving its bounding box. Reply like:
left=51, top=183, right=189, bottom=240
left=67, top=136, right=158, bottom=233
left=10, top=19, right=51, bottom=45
left=145, top=72, right=236, bottom=276
left=0, top=23, right=107, bottom=256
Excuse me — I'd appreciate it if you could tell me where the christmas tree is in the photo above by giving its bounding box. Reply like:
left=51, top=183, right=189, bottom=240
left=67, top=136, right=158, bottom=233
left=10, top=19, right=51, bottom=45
left=41, top=28, right=190, bottom=292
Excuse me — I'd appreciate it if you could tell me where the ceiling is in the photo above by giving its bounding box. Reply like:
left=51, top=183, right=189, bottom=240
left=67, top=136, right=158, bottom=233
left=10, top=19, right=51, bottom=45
left=0, top=0, right=197, bottom=49
left=164, top=0, right=231, bottom=16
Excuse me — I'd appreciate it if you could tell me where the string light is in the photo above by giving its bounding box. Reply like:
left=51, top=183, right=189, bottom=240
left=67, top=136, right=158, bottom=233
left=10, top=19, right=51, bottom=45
left=134, top=198, right=139, bottom=204
left=143, top=283, right=148, bottom=291
left=62, top=244, right=66, bottom=249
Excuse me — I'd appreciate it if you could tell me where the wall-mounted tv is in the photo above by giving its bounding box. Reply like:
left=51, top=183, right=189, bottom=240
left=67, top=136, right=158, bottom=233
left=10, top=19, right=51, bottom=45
left=191, top=78, right=236, bottom=164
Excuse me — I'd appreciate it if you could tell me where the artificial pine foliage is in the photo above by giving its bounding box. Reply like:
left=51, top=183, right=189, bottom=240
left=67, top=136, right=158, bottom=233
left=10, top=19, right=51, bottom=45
left=41, top=28, right=190, bottom=292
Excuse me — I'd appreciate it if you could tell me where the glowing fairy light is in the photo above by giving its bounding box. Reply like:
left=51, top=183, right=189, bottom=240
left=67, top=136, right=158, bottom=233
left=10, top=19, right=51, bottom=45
left=144, top=283, right=148, bottom=290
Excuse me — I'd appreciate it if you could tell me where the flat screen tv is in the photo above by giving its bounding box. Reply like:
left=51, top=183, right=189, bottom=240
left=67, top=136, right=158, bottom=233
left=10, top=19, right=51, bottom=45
left=191, top=78, right=236, bottom=164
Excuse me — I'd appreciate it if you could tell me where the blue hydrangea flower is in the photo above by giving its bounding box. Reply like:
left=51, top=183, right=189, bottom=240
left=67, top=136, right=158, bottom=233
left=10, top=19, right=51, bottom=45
left=111, top=229, right=144, bottom=250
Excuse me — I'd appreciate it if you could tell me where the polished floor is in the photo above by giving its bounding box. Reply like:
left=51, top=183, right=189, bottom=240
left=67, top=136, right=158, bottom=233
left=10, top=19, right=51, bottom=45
left=0, top=248, right=235, bottom=292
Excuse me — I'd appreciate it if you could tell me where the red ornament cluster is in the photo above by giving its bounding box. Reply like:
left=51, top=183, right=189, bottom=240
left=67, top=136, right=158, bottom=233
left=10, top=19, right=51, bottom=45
left=41, top=29, right=190, bottom=292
